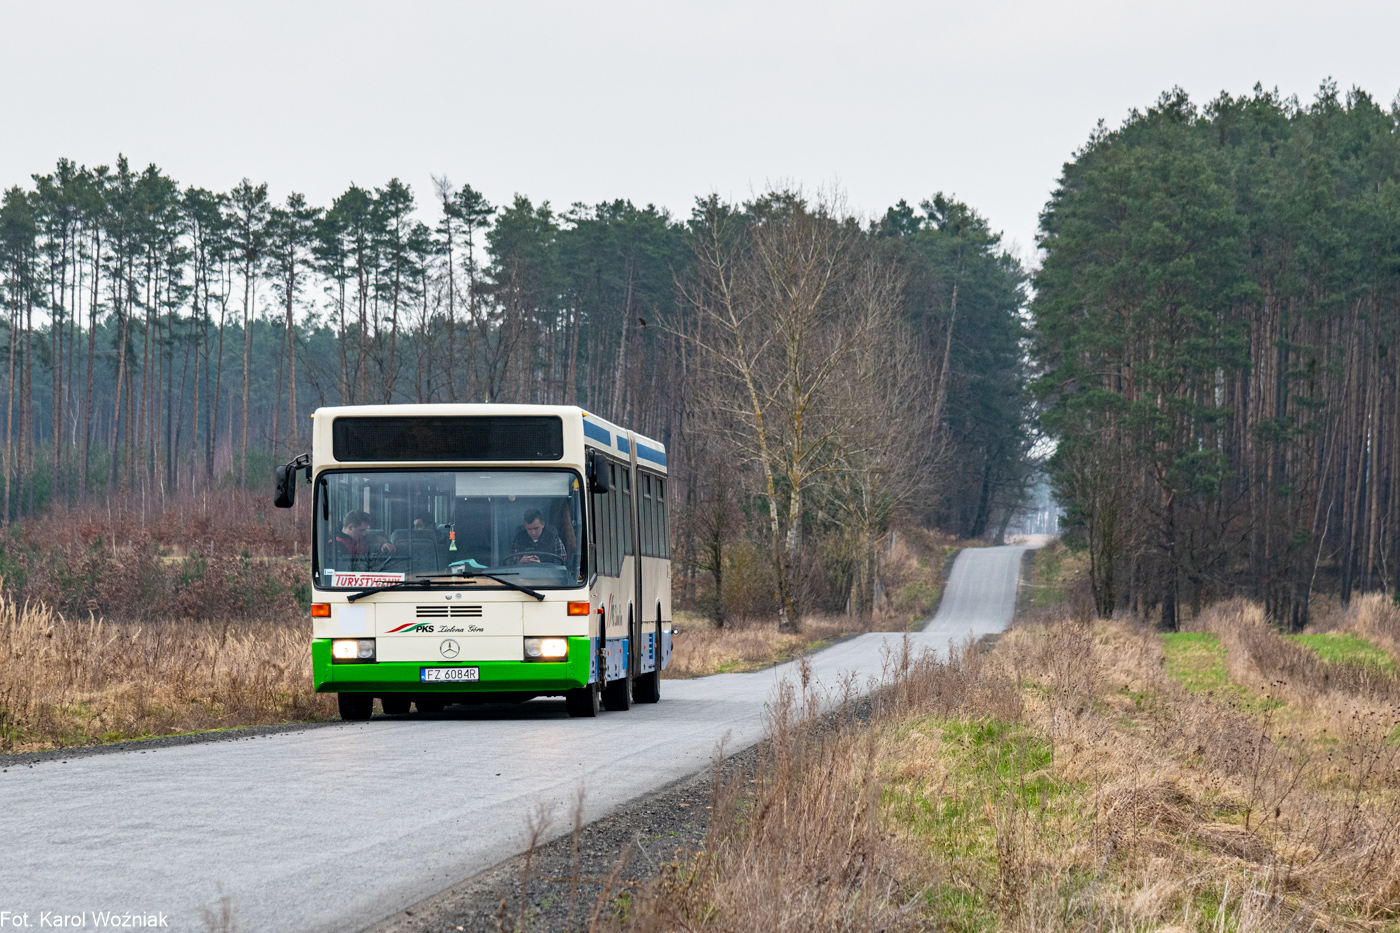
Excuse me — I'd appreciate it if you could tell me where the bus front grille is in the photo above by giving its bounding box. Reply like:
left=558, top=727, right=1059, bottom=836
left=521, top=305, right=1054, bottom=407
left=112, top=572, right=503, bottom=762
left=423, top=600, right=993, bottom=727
left=416, top=605, right=484, bottom=618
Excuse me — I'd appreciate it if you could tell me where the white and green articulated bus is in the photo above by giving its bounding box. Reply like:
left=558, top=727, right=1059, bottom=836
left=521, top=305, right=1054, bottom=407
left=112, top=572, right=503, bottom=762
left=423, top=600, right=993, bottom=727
left=272, top=404, right=673, bottom=719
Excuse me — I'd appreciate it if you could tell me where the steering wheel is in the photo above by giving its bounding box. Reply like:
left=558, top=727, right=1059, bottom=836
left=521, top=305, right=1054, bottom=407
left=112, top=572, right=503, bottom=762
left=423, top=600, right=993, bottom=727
left=513, top=550, right=565, bottom=565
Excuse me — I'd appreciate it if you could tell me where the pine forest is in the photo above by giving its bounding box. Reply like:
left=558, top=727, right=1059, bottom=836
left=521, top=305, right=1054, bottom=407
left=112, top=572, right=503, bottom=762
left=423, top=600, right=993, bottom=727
left=0, top=164, right=1028, bottom=624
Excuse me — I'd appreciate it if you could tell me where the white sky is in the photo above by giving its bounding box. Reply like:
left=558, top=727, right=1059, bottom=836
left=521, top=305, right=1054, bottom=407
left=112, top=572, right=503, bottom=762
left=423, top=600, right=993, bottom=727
left=3, top=0, right=1398, bottom=264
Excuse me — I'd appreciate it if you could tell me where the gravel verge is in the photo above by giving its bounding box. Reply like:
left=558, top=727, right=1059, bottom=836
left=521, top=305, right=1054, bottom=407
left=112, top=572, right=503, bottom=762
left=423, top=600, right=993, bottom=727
left=366, top=742, right=761, bottom=933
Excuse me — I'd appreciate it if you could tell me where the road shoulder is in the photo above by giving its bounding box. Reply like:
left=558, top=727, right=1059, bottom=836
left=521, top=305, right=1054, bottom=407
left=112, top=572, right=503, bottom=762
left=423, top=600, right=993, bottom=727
left=0, top=719, right=341, bottom=769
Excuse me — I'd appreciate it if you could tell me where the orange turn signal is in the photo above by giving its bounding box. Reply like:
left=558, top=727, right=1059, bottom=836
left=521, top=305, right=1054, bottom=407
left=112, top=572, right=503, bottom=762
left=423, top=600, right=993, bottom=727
left=567, top=601, right=591, bottom=616
left=310, top=603, right=331, bottom=618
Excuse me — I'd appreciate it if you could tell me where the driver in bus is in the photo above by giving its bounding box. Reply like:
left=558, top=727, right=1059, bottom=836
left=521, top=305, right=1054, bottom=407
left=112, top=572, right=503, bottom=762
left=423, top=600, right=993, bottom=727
left=509, top=508, right=567, bottom=564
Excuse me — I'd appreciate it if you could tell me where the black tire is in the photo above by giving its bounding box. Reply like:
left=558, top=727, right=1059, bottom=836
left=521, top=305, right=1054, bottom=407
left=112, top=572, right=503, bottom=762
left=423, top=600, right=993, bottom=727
left=634, top=669, right=661, bottom=704
left=338, top=693, right=373, bottom=721
left=602, top=667, right=632, bottom=711
left=415, top=697, right=446, bottom=714
left=380, top=695, right=411, bottom=715
left=565, top=680, right=601, bottom=718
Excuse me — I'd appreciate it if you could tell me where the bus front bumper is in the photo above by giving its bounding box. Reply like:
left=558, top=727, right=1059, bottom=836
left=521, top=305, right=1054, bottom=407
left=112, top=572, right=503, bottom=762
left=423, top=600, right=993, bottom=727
left=312, top=637, right=593, bottom=695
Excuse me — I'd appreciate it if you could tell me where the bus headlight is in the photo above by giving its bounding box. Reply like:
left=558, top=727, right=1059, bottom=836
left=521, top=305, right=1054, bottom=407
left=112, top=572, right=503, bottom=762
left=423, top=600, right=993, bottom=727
left=524, top=637, right=568, bottom=660
left=332, top=639, right=376, bottom=662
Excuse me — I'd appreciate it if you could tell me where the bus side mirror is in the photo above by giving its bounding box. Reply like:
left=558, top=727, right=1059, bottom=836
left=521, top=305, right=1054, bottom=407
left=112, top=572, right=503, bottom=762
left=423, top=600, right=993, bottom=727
left=589, top=451, right=612, bottom=494
left=273, top=464, right=296, bottom=508
left=274, top=453, right=311, bottom=509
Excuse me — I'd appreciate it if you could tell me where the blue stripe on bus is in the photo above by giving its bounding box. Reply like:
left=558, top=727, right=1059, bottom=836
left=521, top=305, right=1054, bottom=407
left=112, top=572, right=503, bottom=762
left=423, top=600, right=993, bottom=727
left=636, top=444, right=667, bottom=466
left=583, top=421, right=611, bottom=446
left=618, top=437, right=630, bottom=454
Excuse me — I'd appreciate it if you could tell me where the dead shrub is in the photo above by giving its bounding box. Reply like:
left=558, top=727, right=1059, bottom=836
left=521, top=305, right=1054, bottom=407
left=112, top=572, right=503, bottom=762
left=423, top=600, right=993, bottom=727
left=0, top=489, right=309, bottom=622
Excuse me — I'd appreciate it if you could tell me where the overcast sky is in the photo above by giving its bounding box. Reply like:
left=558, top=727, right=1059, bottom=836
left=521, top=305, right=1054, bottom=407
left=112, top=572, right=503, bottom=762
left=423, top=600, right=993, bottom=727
left=3, top=0, right=1398, bottom=263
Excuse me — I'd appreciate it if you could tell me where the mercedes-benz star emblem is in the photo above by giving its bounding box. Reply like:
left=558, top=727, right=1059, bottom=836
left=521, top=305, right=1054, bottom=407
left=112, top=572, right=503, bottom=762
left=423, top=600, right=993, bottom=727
left=440, top=639, right=460, bottom=659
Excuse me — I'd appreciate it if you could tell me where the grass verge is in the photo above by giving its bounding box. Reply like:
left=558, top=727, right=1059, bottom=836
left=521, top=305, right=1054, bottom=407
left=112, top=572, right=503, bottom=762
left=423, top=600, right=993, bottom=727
left=604, top=607, right=1400, bottom=932
left=1287, top=631, right=1396, bottom=672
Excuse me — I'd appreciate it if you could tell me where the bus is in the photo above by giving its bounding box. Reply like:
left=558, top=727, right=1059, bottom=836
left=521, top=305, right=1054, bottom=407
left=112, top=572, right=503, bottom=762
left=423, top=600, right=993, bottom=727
left=273, top=404, right=673, bottom=719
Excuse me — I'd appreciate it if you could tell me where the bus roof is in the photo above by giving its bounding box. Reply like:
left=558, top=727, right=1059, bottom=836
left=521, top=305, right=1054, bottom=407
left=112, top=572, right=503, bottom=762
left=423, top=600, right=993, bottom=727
left=310, top=403, right=666, bottom=468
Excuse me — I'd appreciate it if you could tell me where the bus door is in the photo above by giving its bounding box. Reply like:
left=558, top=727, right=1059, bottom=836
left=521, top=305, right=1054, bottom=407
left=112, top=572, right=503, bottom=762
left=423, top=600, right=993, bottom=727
left=626, top=430, right=644, bottom=678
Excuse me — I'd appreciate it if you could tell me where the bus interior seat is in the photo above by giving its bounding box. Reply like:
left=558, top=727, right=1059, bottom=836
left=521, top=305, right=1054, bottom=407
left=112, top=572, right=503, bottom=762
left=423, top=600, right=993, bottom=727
left=391, top=529, right=448, bottom=573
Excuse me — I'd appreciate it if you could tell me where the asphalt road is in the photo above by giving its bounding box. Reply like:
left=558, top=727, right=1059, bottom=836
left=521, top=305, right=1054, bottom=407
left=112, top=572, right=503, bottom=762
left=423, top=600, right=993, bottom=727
left=0, top=545, right=1026, bottom=933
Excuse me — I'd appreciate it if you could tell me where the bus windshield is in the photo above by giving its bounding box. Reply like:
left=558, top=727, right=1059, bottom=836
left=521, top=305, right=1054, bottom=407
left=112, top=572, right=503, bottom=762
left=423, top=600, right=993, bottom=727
left=314, top=469, right=585, bottom=590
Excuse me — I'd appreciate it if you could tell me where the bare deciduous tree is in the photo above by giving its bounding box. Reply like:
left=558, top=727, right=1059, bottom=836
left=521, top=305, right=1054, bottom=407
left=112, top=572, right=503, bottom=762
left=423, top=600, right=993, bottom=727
left=681, top=189, right=898, bottom=631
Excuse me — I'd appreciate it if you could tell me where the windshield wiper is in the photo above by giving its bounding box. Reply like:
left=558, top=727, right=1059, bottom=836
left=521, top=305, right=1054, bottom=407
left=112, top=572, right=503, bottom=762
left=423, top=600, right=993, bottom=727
left=347, top=579, right=438, bottom=602
left=457, top=571, right=545, bottom=601
left=347, top=572, right=545, bottom=602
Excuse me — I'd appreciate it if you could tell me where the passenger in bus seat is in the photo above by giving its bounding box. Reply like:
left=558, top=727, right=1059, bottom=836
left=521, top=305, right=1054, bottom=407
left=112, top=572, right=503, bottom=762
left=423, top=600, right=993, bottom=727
left=509, top=508, right=567, bottom=564
left=334, top=510, right=395, bottom=568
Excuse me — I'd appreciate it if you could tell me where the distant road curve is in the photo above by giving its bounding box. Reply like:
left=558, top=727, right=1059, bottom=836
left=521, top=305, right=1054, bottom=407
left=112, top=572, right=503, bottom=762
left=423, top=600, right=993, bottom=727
left=924, top=544, right=1027, bottom=641
left=0, top=545, right=1030, bottom=933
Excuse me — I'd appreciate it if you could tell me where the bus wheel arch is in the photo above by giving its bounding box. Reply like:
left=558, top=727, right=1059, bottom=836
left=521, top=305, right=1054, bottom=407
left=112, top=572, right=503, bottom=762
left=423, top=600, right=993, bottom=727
left=602, top=606, right=634, bottom=712
left=635, top=603, right=662, bottom=704
left=337, top=693, right=373, bottom=721
left=566, top=679, right=601, bottom=717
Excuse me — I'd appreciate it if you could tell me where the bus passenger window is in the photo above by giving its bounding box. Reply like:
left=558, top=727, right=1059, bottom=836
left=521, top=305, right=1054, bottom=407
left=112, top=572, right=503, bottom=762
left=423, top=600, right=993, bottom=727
left=657, top=479, right=669, bottom=558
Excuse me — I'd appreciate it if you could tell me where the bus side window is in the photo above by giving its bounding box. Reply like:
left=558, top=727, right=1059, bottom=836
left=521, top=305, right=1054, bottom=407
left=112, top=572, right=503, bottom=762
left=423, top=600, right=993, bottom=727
left=603, top=463, right=621, bottom=576
left=607, top=471, right=619, bottom=575
left=650, top=477, right=662, bottom=558
left=593, top=464, right=618, bottom=577
left=605, top=464, right=616, bottom=574
left=657, top=479, right=669, bottom=558
left=621, top=469, right=633, bottom=557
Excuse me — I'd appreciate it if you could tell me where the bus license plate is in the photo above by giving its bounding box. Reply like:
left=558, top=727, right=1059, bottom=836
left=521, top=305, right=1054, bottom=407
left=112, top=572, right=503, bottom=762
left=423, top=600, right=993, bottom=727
left=420, top=667, right=479, bottom=683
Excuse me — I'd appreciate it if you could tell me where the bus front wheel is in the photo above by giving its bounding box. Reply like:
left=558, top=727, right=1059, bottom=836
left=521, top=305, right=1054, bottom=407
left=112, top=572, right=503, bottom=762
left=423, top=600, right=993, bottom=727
left=565, top=681, right=600, bottom=718
left=602, top=668, right=632, bottom=711
left=338, top=693, right=373, bottom=721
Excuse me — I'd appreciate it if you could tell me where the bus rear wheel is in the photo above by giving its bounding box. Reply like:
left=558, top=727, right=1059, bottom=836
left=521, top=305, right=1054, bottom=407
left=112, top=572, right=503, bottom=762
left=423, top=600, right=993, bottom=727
left=565, top=681, right=600, bottom=717
left=634, top=670, right=660, bottom=704
left=381, top=695, right=411, bottom=715
left=338, top=693, right=373, bottom=721
left=415, top=697, right=446, bottom=714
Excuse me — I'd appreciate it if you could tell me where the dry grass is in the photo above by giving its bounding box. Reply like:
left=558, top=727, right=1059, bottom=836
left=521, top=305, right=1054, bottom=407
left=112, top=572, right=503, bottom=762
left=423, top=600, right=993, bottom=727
left=666, top=528, right=956, bottom=679
left=620, top=643, right=1000, bottom=933
left=1029, top=539, right=1091, bottom=611
left=1331, top=592, right=1400, bottom=666
left=664, top=613, right=908, bottom=679
left=1192, top=598, right=1400, bottom=705
left=610, top=603, right=1400, bottom=932
left=0, top=595, right=333, bottom=752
